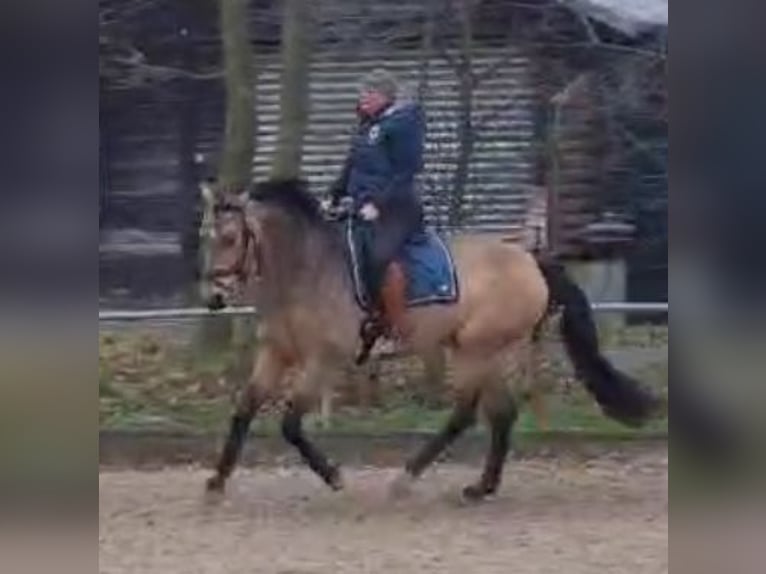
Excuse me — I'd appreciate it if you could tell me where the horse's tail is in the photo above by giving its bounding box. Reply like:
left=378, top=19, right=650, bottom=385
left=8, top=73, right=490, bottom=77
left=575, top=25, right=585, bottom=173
left=535, top=258, right=661, bottom=428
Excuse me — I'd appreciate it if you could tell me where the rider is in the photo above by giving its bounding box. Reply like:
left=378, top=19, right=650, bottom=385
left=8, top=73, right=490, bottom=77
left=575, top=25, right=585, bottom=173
left=326, top=68, right=426, bottom=341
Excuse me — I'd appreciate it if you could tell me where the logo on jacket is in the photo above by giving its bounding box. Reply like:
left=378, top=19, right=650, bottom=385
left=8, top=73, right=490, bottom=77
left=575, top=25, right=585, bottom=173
left=367, top=125, right=381, bottom=144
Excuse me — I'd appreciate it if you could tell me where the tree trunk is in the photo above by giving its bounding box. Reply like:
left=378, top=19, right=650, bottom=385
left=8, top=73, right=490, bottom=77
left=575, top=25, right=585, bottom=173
left=416, top=0, right=436, bottom=104
left=270, top=0, right=312, bottom=179
left=449, top=77, right=473, bottom=226
left=198, top=0, right=256, bottom=357
left=448, top=0, right=474, bottom=227
left=218, top=0, right=255, bottom=190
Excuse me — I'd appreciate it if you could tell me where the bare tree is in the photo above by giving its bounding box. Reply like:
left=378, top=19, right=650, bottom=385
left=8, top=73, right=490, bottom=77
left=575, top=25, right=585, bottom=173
left=416, top=0, right=437, bottom=104
left=218, top=0, right=256, bottom=190
left=271, top=0, right=314, bottom=179
left=447, top=0, right=475, bottom=227
left=197, top=0, right=257, bottom=356
left=100, top=1, right=225, bottom=91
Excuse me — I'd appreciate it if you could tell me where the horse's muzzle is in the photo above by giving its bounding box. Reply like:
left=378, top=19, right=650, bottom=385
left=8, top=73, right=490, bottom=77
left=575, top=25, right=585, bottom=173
left=206, top=292, right=227, bottom=311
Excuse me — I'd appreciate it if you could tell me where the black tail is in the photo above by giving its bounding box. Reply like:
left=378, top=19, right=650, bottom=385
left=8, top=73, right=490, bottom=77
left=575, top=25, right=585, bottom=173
left=536, top=259, right=662, bottom=428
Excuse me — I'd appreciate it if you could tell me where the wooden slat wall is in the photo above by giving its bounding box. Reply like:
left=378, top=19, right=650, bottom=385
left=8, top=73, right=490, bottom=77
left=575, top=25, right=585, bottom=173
left=252, top=47, right=538, bottom=235
left=99, top=0, right=544, bottom=304
left=102, top=0, right=665, bottom=305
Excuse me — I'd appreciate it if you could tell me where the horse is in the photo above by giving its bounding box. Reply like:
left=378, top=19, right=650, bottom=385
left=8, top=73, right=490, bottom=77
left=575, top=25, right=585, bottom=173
left=202, top=178, right=661, bottom=501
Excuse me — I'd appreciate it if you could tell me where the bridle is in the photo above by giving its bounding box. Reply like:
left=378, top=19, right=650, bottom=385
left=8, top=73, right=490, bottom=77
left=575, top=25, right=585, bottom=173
left=209, top=202, right=262, bottom=284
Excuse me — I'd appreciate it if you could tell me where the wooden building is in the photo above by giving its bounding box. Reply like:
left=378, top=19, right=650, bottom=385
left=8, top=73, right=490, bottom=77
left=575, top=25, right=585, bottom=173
left=99, top=0, right=667, bottom=309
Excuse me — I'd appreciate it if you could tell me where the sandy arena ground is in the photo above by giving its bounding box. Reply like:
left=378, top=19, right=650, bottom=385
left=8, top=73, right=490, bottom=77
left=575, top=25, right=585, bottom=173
left=100, top=450, right=667, bottom=574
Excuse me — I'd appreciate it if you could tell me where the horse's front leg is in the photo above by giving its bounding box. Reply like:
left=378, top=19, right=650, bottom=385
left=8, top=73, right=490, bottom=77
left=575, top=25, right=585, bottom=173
left=206, top=344, right=286, bottom=493
left=281, top=364, right=343, bottom=490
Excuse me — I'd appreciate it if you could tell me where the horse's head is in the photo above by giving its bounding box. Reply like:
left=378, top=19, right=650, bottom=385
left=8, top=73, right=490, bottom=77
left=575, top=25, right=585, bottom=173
left=202, top=177, right=336, bottom=310
left=201, top=183, right=262, bottom=311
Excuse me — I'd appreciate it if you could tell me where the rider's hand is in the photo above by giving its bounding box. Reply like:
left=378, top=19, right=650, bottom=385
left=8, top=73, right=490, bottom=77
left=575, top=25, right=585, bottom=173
left=359, top=202, right=379, bottom=221
left=319, top=197, right=334, bottom=213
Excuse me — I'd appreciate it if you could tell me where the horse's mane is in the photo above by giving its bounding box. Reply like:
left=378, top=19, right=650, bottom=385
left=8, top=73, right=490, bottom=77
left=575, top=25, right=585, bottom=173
left=248, top=178, right=349, bottom=302
left=249, top=178, right=324, bottom=226
left=249, top=178, right=343, bottom=282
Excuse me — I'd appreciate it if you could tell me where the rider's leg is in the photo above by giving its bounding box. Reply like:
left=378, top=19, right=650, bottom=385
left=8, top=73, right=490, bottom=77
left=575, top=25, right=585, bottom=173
left=369, top=200, right=422, bottom=338
left=353, top=222, right=386, bottom=364
left=380, top=260, right=410, bottom=338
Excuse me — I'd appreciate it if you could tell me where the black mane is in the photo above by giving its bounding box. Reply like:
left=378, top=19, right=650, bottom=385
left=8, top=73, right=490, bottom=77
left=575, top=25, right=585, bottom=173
left=249, top=178, right=324, bottom=225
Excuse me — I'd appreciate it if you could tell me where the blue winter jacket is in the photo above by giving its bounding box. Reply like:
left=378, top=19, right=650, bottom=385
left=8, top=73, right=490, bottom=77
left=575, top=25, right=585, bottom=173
left=330, top=101, right=425, bottom=210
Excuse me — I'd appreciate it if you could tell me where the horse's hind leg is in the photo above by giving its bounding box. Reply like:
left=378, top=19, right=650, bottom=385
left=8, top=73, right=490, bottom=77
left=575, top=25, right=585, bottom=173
left=523, top=334, right=549, bottom=431
left=393, top=359, right=484, bottom=490
left=402, top=387, right=479, bottom=479
left=281, top=364, right=343, bottom=490
left=206, top=345, right=286, bottom=493
left=461, top=339, right=537, bottom=501
left=463, top=380, right=518, bottom=502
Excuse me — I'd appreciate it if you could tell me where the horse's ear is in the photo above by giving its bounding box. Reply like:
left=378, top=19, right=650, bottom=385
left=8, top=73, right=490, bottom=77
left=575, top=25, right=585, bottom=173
left=243, top=199, right=263, bottom=236
left=200, top=181, right=216, bottom=207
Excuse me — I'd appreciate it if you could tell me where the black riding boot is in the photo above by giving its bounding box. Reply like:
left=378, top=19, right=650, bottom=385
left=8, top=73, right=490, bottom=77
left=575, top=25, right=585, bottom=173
left=356, top=295, right=385, bottom=365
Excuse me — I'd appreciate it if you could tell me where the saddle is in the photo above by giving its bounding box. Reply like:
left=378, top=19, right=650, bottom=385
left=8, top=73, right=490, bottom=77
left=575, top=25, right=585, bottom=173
left=352, top=233, right=460, bottom=364
left=326, top=204, right=459, bottom=364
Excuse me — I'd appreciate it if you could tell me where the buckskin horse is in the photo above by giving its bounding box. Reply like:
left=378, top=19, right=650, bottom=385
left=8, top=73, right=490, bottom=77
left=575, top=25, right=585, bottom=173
left=203, top=178, right=661, bottom=501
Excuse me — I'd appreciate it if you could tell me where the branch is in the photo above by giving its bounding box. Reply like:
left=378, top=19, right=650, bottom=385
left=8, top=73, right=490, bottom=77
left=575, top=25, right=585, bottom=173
left=472, top=106, right=506, bottom=134
left=100, top=0, right=162, bottom=24
left=571, top=8, right=667, bottom=62
left=100, top=33, right=224, bottom=84
left=576, top=12, right=600, bottom=45
left=534, top=39, right=667, bottom=62
left=596, top=41, right=667, bottom=61
left=614, top=122, right=668, bottom=170
left=107, top=56, right=223, bottom=81
left=550, top=72, right=590, bottom=106
left=473, top=46, right=517, bottom=87
left=435, top=41, right=460, bottom=74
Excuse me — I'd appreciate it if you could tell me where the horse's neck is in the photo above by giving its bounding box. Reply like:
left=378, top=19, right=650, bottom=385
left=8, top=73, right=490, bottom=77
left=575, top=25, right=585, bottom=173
left=252, top=225, right=360, bottom=321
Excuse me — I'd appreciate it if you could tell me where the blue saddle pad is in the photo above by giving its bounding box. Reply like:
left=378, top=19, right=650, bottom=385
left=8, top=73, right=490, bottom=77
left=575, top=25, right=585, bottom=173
left=344, top=220, right=460, bottom=310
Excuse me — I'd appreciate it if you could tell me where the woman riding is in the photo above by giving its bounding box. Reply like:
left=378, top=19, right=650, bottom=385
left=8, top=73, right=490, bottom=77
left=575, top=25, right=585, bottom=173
left=326, top=68, right=426, bottom=342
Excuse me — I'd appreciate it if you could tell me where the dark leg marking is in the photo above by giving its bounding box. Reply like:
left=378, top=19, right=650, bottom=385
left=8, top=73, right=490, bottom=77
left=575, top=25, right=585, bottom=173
left=206, top=410, right=255, bottom=492
left=206, top=376, right=271, bottom=493
left=405, top=394, right=479, bottom=478
left=463, top=399, right=518, bottom=502
left=282, top=401, right=343, bottom=490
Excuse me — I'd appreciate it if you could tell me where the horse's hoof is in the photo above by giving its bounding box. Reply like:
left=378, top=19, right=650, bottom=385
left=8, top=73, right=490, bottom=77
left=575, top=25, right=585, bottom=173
left=327, top=466, right=344, bottom=491
left=388, top=471, right=415, bottom=500
left=206, top=475, right=226, bottom=493
left=461, top=484, right=492, bottom=503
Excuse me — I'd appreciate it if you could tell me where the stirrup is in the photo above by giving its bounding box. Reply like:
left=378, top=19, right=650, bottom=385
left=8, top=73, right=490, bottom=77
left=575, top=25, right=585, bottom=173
left=360, top=313, right=383, bottom=337
left=355, top=314, right=384, bottom=365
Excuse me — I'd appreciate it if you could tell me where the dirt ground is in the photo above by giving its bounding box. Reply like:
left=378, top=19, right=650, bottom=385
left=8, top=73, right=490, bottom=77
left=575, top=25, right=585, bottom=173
left=99, top=449, right=667, bottom=574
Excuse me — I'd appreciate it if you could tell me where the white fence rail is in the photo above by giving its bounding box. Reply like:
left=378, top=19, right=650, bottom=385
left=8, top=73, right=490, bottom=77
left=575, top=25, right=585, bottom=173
left=98, top=302, right=667, bottom=322
left=99, top=306, right=259, bottom=321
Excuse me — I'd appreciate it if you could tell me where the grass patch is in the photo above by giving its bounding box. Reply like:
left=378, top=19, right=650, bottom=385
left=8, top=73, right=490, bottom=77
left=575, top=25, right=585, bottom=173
left=99, top=329, right=667, bottom=437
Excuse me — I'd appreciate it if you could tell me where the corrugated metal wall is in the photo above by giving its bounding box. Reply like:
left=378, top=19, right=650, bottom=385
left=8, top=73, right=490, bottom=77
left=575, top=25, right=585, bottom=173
left=252, top=48, right=538, bottom=235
